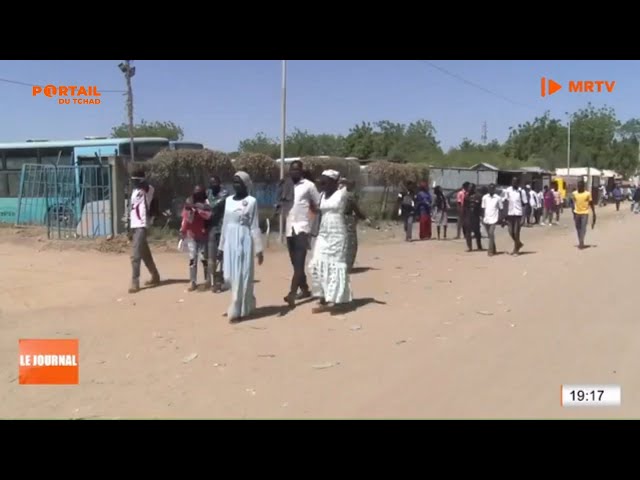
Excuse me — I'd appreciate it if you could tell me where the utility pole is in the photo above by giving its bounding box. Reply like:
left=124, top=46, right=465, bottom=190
left=481, top=121, right=488, bottom=145
left=566, top=112, right=571, bottom=176
left=279, top=60, right=288, bottom=244
left=118, top=60, right=136, bottom=163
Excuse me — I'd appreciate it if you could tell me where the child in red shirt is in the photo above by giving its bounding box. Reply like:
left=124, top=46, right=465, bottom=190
left=180, top=186, right=212, bottom=291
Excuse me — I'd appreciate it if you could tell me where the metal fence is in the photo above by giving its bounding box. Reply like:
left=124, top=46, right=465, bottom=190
left=16, top=164, right=113, bottom=239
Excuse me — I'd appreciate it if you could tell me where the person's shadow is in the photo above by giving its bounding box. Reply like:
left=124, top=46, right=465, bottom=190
left=155, top=279, right=190, bottom=288
left=329, top=297, right=386, bottom=315
left=350, top=267, right=378, bottom=274
left=235, top=297, right=316, bottom=322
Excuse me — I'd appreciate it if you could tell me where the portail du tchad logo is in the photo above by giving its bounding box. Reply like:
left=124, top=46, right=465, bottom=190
left=32, top=85, right=102, bottom=105
left=19, top=339, right=79, bottom=385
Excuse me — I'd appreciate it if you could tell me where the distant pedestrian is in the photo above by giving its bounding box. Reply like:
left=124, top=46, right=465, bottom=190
left=432, top=186, right=449, bottom=240
left=416, top=181, right=433, bottom=240
left=633, top=187, right=640, bottom=214
left=524, top=185, right=533, bottom=226
left=463, top=184, right=483, bottom=251
left=552, top=182, right=562, bottom=222
left=397, top=182, right=417, bottom=242
left=572, top=180, right=596, bottom=249
left=535, top=187, right=544, bottom=225
left=128, top=170, right=161, bottom=294
left=542, top=185, right=555, bottom=226
left=481, top=183, right=503, bottom=256
left=455, top=182, right=469, bottom=239
left=612, top=185, right=623, bottom=211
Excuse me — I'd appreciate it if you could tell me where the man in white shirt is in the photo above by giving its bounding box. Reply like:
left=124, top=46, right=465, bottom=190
left=502, top=176, right=526, bottom=255
left=535, top=187, right=544, bottom=224
left=283, top=160, right=321, bottom=307
left=552, top=182, right=562, bottom=222
left=481, top=183, right=503, bottom=257
left=128, top=170, right=160, bottom=293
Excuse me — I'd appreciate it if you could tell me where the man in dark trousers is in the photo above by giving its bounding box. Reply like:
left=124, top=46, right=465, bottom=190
left=283, top=160, right=321, bottom=307
left=502, top=176, right=526, bottom=256
left=455, top=182, right=470, bottom=239
left=128, top=170, right=161, bottom=293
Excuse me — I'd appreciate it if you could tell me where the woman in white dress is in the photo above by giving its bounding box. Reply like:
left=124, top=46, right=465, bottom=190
left=308, top=170, right=353, bottom=313
left=218, top=171, right=264, bottom=322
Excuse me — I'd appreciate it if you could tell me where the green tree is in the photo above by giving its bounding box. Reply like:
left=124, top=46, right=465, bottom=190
left=569, top=103, right=620, bottom=169
left=111, top=119, right=184, bottom=141
left=344, top=122, right=377, bottom=159
left=238, top=132, right=280, bottom=158
left=503, top=112, right=567, bottom=167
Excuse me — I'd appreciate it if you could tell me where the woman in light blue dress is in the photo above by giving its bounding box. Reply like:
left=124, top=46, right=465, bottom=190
left=218, top=171, right=264, bottom=322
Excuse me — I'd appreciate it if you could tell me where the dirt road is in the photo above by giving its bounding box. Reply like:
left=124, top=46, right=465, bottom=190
left=0, top=206, right=637, bottom=419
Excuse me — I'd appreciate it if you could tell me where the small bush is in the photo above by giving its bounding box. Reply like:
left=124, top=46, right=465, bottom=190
left=298, top=157, right=361, bottom=183
left=233, top=153, right=280, bottom=183
left=366, top=161, right=430, bottom=219
left=140, top=149, right=235, bottom=212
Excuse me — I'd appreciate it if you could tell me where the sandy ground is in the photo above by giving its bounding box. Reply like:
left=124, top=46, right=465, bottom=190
left=0, top=204, right=638, bottom=419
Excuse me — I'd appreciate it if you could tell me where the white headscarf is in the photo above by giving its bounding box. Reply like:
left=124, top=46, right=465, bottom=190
left=234, top=170, right=253, bottom=193
left=322, top=169, right=340, bottom=181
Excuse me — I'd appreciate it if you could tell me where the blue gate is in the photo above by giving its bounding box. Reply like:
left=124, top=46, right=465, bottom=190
left=16, top=164, right=113, bottom=239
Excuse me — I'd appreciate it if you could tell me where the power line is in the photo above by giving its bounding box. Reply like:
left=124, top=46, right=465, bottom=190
left=0, top=77, right=124, bottom=93
left=419, top=60, right=535, bottom=110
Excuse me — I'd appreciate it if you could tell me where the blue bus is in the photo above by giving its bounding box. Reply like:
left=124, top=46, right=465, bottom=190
left=0, top=137, right=171, bottom=225
left=169, top=141, right=204, bottom=150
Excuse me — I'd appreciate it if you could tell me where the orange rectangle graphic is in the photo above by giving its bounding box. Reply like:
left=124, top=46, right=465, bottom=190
left=19, top=339, right=79, bottom=385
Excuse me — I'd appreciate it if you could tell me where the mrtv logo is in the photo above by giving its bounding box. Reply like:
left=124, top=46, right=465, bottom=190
left=32, top=85, right=102, bottom=105
left=541, top=77, right=616, bottom=97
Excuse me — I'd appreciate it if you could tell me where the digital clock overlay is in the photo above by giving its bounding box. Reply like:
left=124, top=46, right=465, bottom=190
left=561, top=384, right=621, bottom=407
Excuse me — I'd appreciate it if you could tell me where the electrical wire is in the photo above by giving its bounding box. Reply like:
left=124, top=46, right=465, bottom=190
left=0, top=77, right=124, bottom=93
left=419, top=60, right=535, bottom=110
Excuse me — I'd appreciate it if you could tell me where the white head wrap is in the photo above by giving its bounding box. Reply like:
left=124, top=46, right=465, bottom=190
left=322, top=169, right=340, bottom=181
left=234, top=170, right=253, bottom=193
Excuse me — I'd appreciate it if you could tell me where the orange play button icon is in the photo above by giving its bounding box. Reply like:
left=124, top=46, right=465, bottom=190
left=541, top=77, right=562, bottom=97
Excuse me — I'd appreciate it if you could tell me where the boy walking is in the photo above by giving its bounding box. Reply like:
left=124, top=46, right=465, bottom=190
left=180, top=186, right=212, bottom=291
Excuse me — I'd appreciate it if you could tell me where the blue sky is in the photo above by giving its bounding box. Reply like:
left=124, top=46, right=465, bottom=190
left=0, top=60, right=635, bottom=152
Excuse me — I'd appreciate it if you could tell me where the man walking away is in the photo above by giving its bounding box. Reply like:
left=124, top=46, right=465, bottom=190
left=612, top=185, right=623, bottom=211
left=206, top=175, right=228, bottom=293
left=481, top=184, right=503, bottom=256
left=502, top=176, right=526, bottom=256
left=552, top=182, right=562, bottom=223
left=572, top=180, right=596, bottom=249
left=284, top=160, right=321, bottom=307
left=455, top=182, right=469, bottom=239
left=633, top=187, right=640, bottom=214
left=128, top=170, right=160, bottom=293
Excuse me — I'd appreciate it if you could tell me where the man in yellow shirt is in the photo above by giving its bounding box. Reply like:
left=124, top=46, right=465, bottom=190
left=572, top=180, right=596, bottom=249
